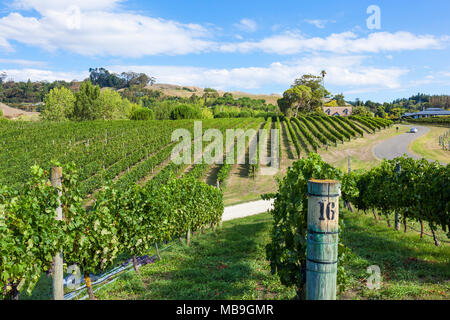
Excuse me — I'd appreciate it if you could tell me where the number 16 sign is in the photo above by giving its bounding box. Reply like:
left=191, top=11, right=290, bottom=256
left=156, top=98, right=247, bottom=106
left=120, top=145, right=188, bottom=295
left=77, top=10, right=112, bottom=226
left=306, top=179, right=340, bottom=300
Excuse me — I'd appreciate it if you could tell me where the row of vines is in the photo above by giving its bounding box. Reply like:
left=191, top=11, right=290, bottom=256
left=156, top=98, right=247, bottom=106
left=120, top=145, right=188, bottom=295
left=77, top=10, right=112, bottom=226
left=283, top=116, right=392, bottom=157
left=0, top=164, right=223, bottom=300
left=342, top=156, right=450, bottom=245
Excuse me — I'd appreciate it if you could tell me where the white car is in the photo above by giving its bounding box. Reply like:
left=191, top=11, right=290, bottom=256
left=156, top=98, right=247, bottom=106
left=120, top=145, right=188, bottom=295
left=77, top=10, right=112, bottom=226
left=410, top=128, right=418, bottom=133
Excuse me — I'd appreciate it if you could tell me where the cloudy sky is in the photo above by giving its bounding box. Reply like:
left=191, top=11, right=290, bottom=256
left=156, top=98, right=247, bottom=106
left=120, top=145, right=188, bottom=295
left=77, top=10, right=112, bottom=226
left=0, top=0, right=449, bottom=102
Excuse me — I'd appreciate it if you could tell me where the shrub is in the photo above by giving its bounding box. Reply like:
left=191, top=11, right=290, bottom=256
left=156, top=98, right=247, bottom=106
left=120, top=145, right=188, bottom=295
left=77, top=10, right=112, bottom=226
left=130, top=108, right=155, bottom=120
left=238, top=110, right=251, bottom=118
left=214, top=111, right=230, bottom=118
left=170, top=104, right=202, bottom=120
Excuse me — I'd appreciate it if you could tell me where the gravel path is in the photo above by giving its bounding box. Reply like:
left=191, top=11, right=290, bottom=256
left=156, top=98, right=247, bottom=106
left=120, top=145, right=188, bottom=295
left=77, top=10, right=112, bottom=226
left=222, top=199, right=274, bottom=222
left=372, top=125, right=429, bottom=160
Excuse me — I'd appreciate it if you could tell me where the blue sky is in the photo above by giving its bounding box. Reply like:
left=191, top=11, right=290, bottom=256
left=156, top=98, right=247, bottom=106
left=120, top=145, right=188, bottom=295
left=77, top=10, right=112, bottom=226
left=0, top=0, right=449, bottom=103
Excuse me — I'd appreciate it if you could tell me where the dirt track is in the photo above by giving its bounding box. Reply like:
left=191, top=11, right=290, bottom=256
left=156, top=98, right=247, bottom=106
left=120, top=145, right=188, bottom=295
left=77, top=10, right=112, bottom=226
left=0, top=102, right=39, bottom=119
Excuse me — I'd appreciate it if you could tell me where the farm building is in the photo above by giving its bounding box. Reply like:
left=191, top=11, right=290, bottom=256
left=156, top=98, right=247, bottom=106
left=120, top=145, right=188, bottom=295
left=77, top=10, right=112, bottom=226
left=401, top=108, right=450, bottom=119
left=322, top=106, right=353, bottom=117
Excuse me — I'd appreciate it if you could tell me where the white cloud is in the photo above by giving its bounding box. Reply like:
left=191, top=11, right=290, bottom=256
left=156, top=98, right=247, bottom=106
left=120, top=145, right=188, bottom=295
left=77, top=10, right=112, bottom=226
left=107, top=55, right=408, bottom=92
left=0, top=58, right=47, bottom=67
left=0, top=2, right=214, bottom=57
left=0, top=1, right=447, bottom=58
left=12, top=0, right=123, bottom=12
left=2, top=54, right=410, bottom=94
left=220, top=31, right=449, bottom=55
left=304, top=19, right=335, bottom=29
left=0, top=68, right=88, bottom=82
left=234, top=19, right=257, bottom=33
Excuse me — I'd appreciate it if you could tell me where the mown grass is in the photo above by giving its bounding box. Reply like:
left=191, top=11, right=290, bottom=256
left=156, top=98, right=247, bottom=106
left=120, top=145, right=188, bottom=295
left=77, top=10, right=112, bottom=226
left=96, top=213, right=296, bottom=300
left=341, top=210, right=450, bottom=300
left=96, top=210, right=448, bottom=300
left=408, top=125, right=449, bottom=164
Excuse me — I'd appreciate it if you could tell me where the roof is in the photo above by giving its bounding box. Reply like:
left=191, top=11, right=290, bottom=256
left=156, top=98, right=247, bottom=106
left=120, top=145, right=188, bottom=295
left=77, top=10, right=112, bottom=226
left=403, top=110, right=450, bottom=117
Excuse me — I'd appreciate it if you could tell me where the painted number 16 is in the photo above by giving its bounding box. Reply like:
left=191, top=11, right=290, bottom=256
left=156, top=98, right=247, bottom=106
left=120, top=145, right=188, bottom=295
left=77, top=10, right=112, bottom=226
left=318, top=201, right=336, bottom=221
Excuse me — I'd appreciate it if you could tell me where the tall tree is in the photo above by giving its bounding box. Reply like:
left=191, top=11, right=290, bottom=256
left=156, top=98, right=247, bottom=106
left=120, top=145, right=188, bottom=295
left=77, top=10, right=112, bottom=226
left=333, top=93, right=346, bottom=106
left=279, top=85, right=313, bottom=117
left=294, top=74, right=330, bottom=110
left=96, top=88, right=135, bottom=120
left=0, top=72, right=7, bottom=83
left=41, top=87, right=75, bottom=121
left=71, top=81, right=101, bottom=120
left=320, top=70, right=327, bottom=110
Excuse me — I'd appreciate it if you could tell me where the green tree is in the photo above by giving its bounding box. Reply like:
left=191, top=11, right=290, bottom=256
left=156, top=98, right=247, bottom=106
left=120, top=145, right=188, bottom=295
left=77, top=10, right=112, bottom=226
left=324, top=100, right=339, bottom=107
left=71, top=81, right=101, bottom=120
left=201, top=88, right=219, bottom=105
left=201, top=107, right=214, bottom=119
left=390, top=107, right=405, bottom=119
left=170, top=104, right=202, bottom=119
left=130, top=107, right=155, bottom=120
left=41, top=87, right=75, bottom=121
left=375, top=106, right=387, bottom=118
left=279, top=85, right=313, bottom=117
left=352, top=106, right=372, bottom=117
left=96, top=88, right=133, bottom=120
left=333, top=93, right=346, bottom=106
left=294, top=74, right=330, bottom=109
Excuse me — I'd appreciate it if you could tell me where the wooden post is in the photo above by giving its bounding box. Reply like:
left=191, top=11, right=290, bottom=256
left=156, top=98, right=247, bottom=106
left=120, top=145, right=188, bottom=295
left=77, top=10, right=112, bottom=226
left=155, top=243, right=161, bottom=261
left=395, top=164, right=401, bottom=231
left=187, top=229, right=191, bottom=246
left=306, top=179, right=340, bottom=300
left=50, top=167, right=64, bottom=300
left=345, top=156, right=354, bottom=212
left=348, top=156, right=351, bottom=174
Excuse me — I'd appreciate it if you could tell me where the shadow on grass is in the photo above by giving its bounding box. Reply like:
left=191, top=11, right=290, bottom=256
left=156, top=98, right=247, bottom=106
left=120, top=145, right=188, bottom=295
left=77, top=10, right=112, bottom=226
left=237, top=164, right=249, bottom=178
left=342, top=211, right=450, bottom=286
left=100, top=214, right=295, bottom=300
left=205, top=163, right=221, bottom=186
left=20, top=273, right=53, bottom=300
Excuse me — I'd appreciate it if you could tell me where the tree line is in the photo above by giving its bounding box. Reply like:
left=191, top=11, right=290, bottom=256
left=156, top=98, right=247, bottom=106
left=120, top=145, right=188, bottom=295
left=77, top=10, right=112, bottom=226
left=350, top=93, right=450, bottom=119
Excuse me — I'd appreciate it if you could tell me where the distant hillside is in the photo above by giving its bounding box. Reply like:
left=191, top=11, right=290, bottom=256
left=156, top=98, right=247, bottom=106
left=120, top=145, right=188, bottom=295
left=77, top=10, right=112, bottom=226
left=0, top=102, right=39, bottom=119
left=146, top=83, right=281, bottom=105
